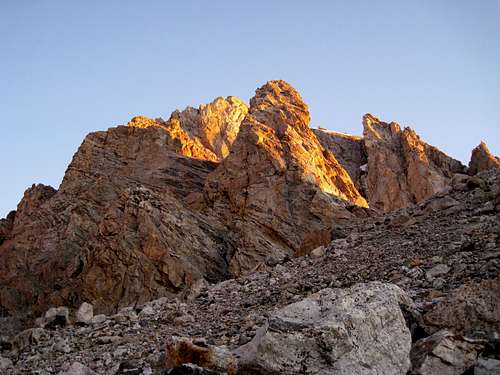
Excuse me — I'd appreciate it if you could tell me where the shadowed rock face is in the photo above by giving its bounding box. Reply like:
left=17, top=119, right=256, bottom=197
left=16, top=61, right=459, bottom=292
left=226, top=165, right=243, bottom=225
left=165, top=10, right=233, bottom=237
left=313, top=129, right=367, bottom=194
left=468, top=141, right=500, bottom=175
left=204, top=81, right=368, bottom=272
left=363, top=114, right=466, bottom=212
left=0, top=125, right=234, bottom=320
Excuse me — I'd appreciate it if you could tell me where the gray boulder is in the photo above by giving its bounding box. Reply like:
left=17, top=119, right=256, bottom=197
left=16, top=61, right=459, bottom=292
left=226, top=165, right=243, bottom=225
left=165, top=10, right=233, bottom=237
left=475, top=357, right=500, bottom=375
left=235, top=282, right=413, bottom=375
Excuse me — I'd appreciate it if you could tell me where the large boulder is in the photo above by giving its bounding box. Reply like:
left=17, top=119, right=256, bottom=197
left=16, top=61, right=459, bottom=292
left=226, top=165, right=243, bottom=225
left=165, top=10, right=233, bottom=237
left=235, top=282, right=413, bottom=375
left=163, top=282, right=413, bottom=375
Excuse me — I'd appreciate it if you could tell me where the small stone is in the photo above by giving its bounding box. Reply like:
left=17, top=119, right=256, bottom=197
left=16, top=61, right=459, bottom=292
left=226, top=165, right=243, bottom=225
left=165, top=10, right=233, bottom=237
left=407, top=267, right=424, bottom=279
left=41, top=306, right=70, bottom=328
left=96, top=335, right=123, bottom=345
left=174, top=314, right=195, bottom=326
left=238, top=334, right=251, bottom=345
left=113, top=347, right=128, bottom=358
left=310, top=246, right=326, bottom=258
left=0, top=356, right=13, bottom=370
left=475, top=357, right=500, bottom=375
left=53, top=338, right=71, bottom=353
left=426, top=264, right=450, bottom=281
left=138, top=305, right=154, bottom=317
left=432, top=277, right=445, bottom=289
left=91, top=314, right=107, bottom=324
left=59, top=362, right=98, bottom=375
left=76, top=302, right=94, bottom=325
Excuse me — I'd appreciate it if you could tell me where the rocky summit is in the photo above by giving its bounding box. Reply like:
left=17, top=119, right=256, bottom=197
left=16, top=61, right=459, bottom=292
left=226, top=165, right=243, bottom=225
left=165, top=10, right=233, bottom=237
left=0, top=80, right=499, bottom=374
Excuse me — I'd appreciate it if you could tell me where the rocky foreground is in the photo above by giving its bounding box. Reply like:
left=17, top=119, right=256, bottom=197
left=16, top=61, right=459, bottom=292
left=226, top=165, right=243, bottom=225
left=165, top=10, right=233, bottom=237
left=0, top=80, right=499, bottom=374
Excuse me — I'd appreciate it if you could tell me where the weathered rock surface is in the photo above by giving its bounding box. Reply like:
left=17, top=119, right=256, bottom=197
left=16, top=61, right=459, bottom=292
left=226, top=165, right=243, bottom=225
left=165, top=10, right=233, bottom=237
left=1, top=169, right=498, bottom=374
left=169, top=96, right=248, bottom=160
left=410, top=330, right=481, bottom=375
left=475, top=357, right=500, bottom=375
left=234, top=282, right=413, bottom=375
left=0, top=210, right=15, bottom=245
left=164, top=282, right=413, bottom=375
left=313, top=128, right=367, bottom=193
left=0, top=124, right=234, bottom=320
left=469, top=141, right=500, bottom=175
left=205, top=80, right=367, bottom=272
left=363, top=114, right=466, bottom=211
left=423, top=278, right=500, bottom=340
left=0, top=81, right=499, bottom=374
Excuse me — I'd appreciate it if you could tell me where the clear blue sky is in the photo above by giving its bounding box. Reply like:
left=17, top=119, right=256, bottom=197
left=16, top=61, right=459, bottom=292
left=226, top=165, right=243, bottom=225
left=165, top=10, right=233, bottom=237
left=1, top=1, right=499, bottom=217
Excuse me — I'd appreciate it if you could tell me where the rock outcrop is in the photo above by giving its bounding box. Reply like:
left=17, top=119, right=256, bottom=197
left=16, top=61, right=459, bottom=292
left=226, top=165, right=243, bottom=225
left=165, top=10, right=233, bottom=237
left=363, top=114, right=466, bottom=211
left=127, top=96, right=248, bottom=162
left=313, top=128, right=367, bottom=193
left=169, top=96, right=248, bottom=160
left=0, top=211, right=15, bottom=246
left=0, top=124, right=234, bottom=320
left=204, top=81, right=368, bottom=272
left=469, top=141, right=500, bottom=175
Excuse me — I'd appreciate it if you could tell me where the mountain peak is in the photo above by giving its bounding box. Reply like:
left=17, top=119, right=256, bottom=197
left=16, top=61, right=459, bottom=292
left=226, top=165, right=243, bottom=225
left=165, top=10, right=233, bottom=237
left=469, top=141, right=500, bottom=175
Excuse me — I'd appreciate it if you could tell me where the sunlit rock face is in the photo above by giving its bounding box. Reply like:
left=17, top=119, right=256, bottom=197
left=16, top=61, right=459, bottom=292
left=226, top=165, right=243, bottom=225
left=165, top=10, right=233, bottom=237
left=204, top=80, right=368, bottom=273
left=127, top=96, right=248, bottom=162
left=468, top=141, right=500, bottom=175
left=170, top=96, right=248, bottom=160
left=363, top=114, right=465, bottom=212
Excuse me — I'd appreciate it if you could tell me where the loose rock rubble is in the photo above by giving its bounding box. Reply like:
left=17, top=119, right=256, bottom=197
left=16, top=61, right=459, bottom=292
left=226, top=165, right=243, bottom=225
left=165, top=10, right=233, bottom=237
left=0, top=167, right=497, bottom=374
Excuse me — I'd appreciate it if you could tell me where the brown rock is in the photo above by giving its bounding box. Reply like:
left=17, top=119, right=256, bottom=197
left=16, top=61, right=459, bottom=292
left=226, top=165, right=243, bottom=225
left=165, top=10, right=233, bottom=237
left=0, top=210, right=15, bottom=245
left=204, top=81, right=367, bottom=272
left=0, top=125, right=234, bottom=319
left=363, top=114, right=465, bottom=211
left=468, top=141, right=500, bottom=175
left=170, top=96, right=248, bottom=160
left=423, top=278, right=500, bottom=340
left=313, top=128, right=367, bottom=193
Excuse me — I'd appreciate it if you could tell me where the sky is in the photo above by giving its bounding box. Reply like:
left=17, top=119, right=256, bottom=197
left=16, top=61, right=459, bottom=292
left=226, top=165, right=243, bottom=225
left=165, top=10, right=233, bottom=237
left=1, top=1, right=499, bottom=217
